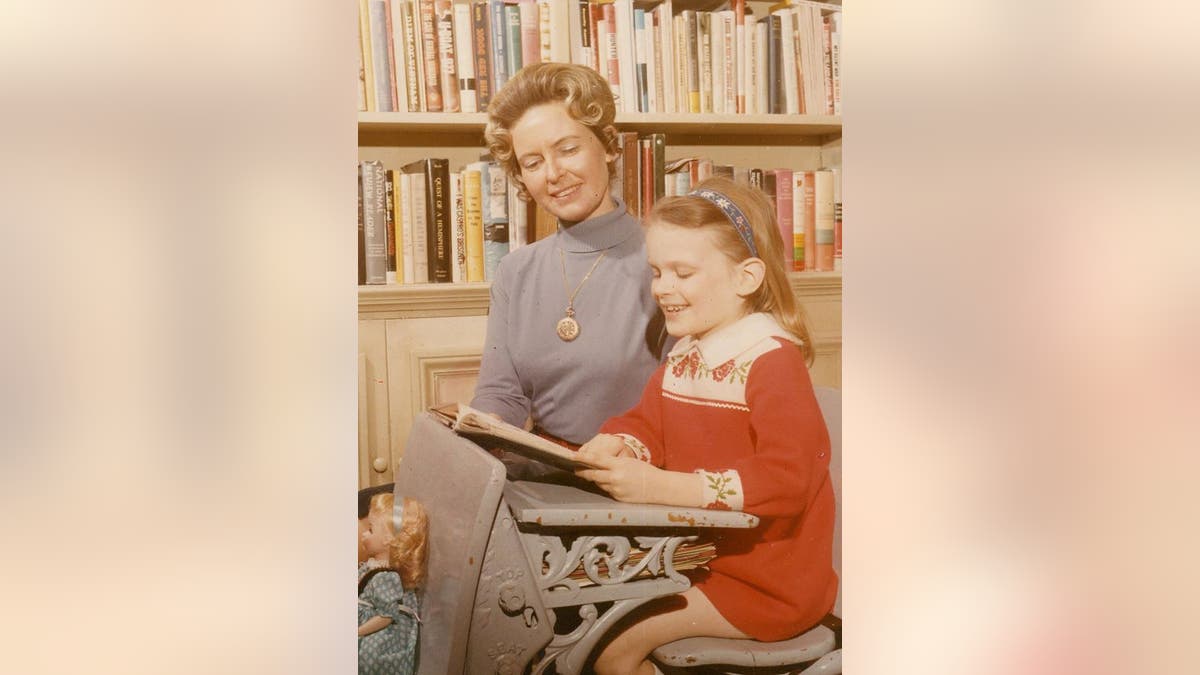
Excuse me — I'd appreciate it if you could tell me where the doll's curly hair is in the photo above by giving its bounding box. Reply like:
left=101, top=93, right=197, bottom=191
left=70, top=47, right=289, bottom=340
left=368, top=493, right=429, bottom=590
left=484, top=62, right=621, bottom=202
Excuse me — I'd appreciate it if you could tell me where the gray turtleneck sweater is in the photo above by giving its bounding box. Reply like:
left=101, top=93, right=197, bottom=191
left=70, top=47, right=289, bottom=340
left=470, top=197, right=662, bottom=445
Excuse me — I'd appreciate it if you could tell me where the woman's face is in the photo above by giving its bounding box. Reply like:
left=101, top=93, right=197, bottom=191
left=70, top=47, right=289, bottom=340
left=510, top=101, right=616, bottom=224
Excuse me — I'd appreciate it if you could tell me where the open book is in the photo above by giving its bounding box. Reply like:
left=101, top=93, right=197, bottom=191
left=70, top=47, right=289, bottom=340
left=430, top=403, right=602, bottom=471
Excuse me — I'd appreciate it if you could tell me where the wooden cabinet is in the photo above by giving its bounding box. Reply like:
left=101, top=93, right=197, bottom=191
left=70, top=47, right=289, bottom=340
left=359, top=112, right=841, bottom=489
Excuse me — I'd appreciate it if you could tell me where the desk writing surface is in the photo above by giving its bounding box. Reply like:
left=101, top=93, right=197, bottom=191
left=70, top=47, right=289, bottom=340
left=504, top=479, right=759, bottom=529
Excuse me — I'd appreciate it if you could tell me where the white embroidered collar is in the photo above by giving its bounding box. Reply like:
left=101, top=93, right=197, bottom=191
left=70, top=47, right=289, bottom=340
left=667, top=313, right=799, bottom=367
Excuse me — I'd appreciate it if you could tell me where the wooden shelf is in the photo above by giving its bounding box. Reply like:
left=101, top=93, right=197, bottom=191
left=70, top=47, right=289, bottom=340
left=358, top=272, right=841, bottom=318
left=358, top=112, right=841, bottom=146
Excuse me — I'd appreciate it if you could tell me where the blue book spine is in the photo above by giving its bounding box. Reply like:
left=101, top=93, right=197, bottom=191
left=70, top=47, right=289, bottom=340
left=488, top=0, right=508, bottom=92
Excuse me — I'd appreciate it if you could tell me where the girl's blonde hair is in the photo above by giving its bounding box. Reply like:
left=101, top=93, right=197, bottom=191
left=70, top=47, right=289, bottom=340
left=484, top=62, right=620, bottom=201
left=369, top=493, right=429, bottom=590
left=646, top=176, right=814, bottom=364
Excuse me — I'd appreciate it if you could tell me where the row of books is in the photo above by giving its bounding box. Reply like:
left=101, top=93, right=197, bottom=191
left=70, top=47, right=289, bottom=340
left=359, top=152, right=841, bottom=287
left=612, top=131, right=842, bottom=273
left=357, top=0, right=571, bottom=114
left=357, top=0, right=842, bottom=116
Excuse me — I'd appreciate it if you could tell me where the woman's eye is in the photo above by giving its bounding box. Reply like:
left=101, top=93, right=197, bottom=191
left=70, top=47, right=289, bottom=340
left=560, top=146, right=578, bottom=155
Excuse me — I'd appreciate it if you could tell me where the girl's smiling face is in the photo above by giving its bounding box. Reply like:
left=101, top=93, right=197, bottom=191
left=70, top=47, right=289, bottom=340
left=646, top=222, right=754, bottom=341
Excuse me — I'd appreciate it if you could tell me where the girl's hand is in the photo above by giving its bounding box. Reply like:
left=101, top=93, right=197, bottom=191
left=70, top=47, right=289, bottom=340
left=576, top=453, right=674, bottom=505
left=578, top=433, right=634, bottom=459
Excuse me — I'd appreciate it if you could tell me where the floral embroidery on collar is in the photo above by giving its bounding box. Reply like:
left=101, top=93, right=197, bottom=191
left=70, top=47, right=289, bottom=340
left=668, top=350, right=750, bottom=384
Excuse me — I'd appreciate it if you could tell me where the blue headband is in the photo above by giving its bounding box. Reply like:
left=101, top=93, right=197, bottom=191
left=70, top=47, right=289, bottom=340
left=689, top=188, right=759, bottom=257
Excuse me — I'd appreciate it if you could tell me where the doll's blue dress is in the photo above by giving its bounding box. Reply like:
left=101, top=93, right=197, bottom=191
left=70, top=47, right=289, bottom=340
left=358, top=561, right=420, bottom=675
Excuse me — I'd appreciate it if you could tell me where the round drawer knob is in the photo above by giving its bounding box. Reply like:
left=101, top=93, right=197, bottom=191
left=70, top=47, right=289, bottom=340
left=372, top=457, right=388, bottom=472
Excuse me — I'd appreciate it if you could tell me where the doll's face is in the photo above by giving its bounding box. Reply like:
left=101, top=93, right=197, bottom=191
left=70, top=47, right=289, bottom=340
left=360, top=509, right=394, bottom=563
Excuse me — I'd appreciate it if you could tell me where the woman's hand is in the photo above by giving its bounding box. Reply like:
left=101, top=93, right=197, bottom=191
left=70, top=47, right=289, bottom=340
left=578, top=433, right=634, bottom=459
left=576, top=454, right=702, bottom=507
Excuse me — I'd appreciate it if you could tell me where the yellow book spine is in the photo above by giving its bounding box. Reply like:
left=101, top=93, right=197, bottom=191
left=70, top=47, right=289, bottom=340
left=359, top=0, right=376, bottom=111
left=390, top=169, right=404, bottom=282
left=463, top=169, right=485, bottom=282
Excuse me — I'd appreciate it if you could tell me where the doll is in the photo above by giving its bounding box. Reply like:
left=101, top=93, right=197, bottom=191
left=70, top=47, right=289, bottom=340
left=358, top=492, right=428, bottom=675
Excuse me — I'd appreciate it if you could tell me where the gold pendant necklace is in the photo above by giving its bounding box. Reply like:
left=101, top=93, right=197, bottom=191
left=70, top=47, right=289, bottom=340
left=556, top=248, right=607, bottom=342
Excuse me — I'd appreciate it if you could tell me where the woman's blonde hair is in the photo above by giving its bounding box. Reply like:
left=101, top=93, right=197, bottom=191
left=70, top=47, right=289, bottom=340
left=646, top=176, right=814, bottom=364
left=484, top=62, right=620, bottom=201
left=369, top=493, right=429, bottom=590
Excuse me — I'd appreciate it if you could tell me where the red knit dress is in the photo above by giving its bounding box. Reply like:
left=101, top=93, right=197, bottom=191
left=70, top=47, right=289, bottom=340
left=600, top=313, right=837, bottom=641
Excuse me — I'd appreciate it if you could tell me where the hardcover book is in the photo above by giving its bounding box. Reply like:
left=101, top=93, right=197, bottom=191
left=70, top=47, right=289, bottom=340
left=432, top=403, right=602, bottom=471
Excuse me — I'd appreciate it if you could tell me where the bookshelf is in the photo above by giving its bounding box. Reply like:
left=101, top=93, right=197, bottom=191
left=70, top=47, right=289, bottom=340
left=358, top=0, right=843, bottom=489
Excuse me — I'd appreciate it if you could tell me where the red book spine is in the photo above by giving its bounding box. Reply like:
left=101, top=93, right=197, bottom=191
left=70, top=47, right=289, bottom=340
left=772, top=169, right=793, bottom=269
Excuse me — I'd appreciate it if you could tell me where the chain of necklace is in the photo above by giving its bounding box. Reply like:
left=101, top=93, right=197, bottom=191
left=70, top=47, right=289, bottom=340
left=555, top=248, right=607, bottom=341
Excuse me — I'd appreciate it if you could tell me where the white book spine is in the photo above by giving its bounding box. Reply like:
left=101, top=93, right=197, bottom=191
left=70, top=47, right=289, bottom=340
left=614, top=0, right=638, bottom=114
left=775, top=9, right=799, bottom=115
left=449, top=172, right=466, bottom=283
left=754, top=19, right=768, bottom=115
left=658, top=1, right=676, bottom=114
left=399, top=173, right=415, bottom=284
left=410, top=173, right=428, bottom=283
left=711, top=13, right=725, bottom=114
left=507, top=182, right=527, bottom=251
left=452, top=3, right=476, bottom=113
left=719, top=11, right=735, bottom=114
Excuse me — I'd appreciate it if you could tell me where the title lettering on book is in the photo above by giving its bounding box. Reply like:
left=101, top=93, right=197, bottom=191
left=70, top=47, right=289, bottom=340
left=433, top=173, right=445, bottom=257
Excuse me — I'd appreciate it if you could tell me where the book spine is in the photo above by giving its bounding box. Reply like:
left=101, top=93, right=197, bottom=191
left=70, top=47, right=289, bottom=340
left=504, top=4, right=522, bottom=79
left=814, top=169, right=835, bottom=271
left=791, top=171, right=804, bottom=271
left=359, top=0, right=377, bottom=111
left=822, top=13, right=834, bottom=115
left=434, top=0, right=461, bottom=112
left=399, top=171, right=415, bottom=283
left=589, top=2, right=605, bottom=76
left=754, top=19, right=768, bottom=114
left=658, top=1, right=676, bottom=114
left=649, top=9, right=663, bottom=112
left=545, top=0, right=569, bottom=64
left=574, top=0, right=593, bottom=69
left=697, top=11, right=712, bottom=113
left=401, top=1, right=423, bottom=111
left=614, top=0, right=637, bottom=114
left=749, top=167, right=763, bottom=191
left=472, top=1, right=493, bottom=109
left=482, top=163, right=509, bottom=282
left=488, top=0, right=509, bottom=91
left=463, top=166, right=485, bottom=282
left=601, top=3, right=621, bottom=103
left=404, top=167, right=429, bottom=282
left=639, top=138, right=653, bottom=214
left=385, top=169, right=398, bottom=283
left=651, top=132, right=665, bottom=202
left=634, top=9, right=649, bottom=113
left=711, top=11, right=726, bottom=114
left=507, top=181, right=527, bottom=251
left=831, top=11, right=841, bottom=115
left=449, top=171, right=466, bottom=283
left=519, top=0, right=541, bottom=68
left=537, top=0, right=552, bottom=63
left=427, top=158, right=452, bottom=283
left=682, top=10, right=699, bottom=113
left=775, top=9, right=798, bottom=114
left=384, top=0, right=400, bottom=111
left=357, top=5, right=369, bottom=111
left=772, top=169, right=793, bottom=269
left=767, top=14, right=781, bottom=114
left=388, top=1, right=410, bottom=111
left=418, top=0, right=443, bottom=111
left=357, top=165, right=366, bottom=283
left=368, top=0, right=394, bottom=111
left=793, top=7, right=809, bottom=115
left=831, top=167, right=841, bottom=270
left=361, top=160, right=388, bottom=284
left=802, top=170, right=816, bottom=271
left=453, top=2, right=477, bottom=113
left=618, top=131, right=639, bottom=216
left=734, top=0, right=745, bottom=113
left=720, top=11, right=736, bottom=114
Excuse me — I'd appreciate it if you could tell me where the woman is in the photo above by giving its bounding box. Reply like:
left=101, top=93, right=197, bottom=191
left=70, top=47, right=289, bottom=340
left=469, top=62, right=665, bottom=446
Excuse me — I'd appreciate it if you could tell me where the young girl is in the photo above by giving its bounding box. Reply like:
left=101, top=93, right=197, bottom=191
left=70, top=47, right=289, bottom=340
left=576, top=177, right=838, bottom=675
left=358, top=493, right=428, bottom=675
